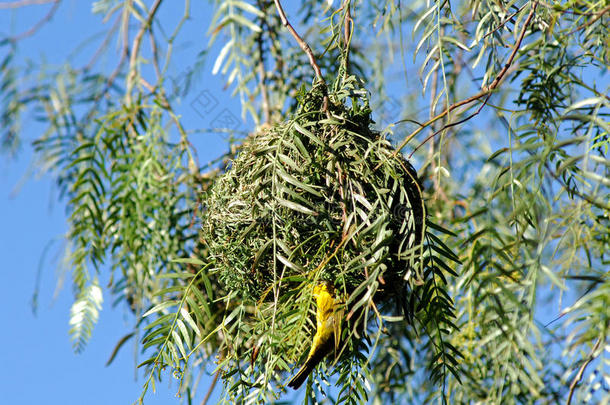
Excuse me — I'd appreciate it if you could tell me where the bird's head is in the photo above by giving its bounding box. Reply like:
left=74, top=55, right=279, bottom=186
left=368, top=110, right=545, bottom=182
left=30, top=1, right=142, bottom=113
left=313, top=281, right=333, bottom=298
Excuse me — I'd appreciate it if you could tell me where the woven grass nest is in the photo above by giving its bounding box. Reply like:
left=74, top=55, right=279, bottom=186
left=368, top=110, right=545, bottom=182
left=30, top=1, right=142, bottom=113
left=202, top=85, right=426, bottom=307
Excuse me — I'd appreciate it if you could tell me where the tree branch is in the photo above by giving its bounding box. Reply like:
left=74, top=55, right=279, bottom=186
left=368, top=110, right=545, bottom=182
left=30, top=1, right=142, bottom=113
left=91, top=6, right=131, bottom=105
left=481, top=3, right=529, bottom=41
left=388, top=1, right=539, bottom=163
left=272, top=0, right=325, bottom=86
left=199, top=369, right=220, bottom=405
left=256, top=0, right=271, bottom=125
left=125, top=0, right=163, bottom=104
left=342, top=0, right=353, bottom=76
left=568, top=5, right=610, bottom=35
left=566, top=336, right=603, bottom=405
left=9, top=0, right=60, bottom=41
left=0, top=0, right=54, bottom=8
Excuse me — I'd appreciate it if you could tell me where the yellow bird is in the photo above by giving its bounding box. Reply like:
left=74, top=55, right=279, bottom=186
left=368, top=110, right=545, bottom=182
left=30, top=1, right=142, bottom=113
left=287, top=281, right=341, bottom=389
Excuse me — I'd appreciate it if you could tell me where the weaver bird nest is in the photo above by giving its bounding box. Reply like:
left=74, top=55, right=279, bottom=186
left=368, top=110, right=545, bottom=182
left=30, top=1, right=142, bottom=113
left=202, top=85, right=426, bottom=307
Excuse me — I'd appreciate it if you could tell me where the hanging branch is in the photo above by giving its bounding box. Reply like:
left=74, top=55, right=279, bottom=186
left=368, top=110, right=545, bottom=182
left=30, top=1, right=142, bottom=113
left=272, top=0, right=325, bottom=86
left=387, top=1, right=539, bottom=162
left=200, top=369, right=220, bottom=405
left=9, top=0, right=60, bottom=41
left=342, top=0, right=353, bottom=76
left=0, top=0, right=55, bottom=9
left=125, top=0, right=163, bottom=105
left=566, top=337, right=602, bottom=405
left=272, top=0, right=324, bottom=83
left=256, top=0, right=271, bottom=125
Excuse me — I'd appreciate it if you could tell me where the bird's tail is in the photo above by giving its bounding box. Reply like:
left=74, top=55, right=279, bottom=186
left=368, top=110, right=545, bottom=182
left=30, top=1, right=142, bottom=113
left=287, top=338, right=334, bottom=389
left=287, top=357, right=315, bottom=389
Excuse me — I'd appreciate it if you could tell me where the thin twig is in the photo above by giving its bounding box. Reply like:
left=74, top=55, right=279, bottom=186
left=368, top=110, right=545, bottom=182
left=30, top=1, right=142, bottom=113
left=85, top=13, right=121, bottom=71
left=537, top=1, right=607, bottom=16
left=125, top=0, right=163, bottom=104
left=343, top=0, right=353, bottom=76
left=566, top=337, right=602, bottom=405
left=484, top=2, right=537, bottom=92
left=272, top=0, right=325, bottom=85
left=92, top=5, right=131, bottom=104
left=256, top=0, right=271, bottom=125
left=482, top=3, right=529, bottom=41
left=139, top=77, right=189, bottom=144
left=0, top=0, right=54, bottom=8
left=149, top=27, right=162, bottom=83
left=9, top=0, right=60, bottom=41
left=410, top=91, right=492, bottom=158
left=427, top=65, right=449, bottom=201
left=568, top=5, right=610, bottom=35
left=200, top=369, right=220, bottom=405
left=386, top=1, right=539, bottom=164
left=546, top=163, right=610, bottom=210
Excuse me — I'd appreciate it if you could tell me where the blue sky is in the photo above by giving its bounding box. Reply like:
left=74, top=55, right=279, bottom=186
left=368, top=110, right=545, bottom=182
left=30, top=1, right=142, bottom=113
left=0, top=2, right=237, bottom=404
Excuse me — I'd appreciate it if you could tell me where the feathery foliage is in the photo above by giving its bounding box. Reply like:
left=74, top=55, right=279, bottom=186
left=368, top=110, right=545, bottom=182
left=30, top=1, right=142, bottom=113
left=2, top=0, right=609, bottom=404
